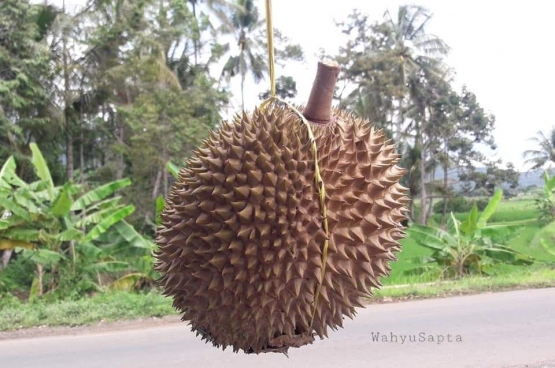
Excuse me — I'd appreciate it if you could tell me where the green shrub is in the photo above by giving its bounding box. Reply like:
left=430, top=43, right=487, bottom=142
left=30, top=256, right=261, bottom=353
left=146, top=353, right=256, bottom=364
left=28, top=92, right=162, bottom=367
left=433, top=197, right=473, bottom=213
left=434, top=197, right=493, bottom=215
left=409, top=190, right=533, bottom=278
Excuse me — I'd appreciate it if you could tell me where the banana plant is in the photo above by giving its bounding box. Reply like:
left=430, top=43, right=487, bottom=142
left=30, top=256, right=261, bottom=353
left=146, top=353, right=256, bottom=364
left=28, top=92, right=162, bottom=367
left=535, top=171, right=555, bottom=222
left=0, top=143, right=145, bottom=296
left=407, top=190, right=533, bottom=278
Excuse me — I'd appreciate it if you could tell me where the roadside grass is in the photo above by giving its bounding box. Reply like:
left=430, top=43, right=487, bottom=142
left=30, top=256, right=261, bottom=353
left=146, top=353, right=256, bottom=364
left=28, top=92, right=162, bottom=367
left=373, top=265, right=555, bottom=301
left=1, top=265, right=553, bottom=332
left=0, top=291, right=174, bottom=331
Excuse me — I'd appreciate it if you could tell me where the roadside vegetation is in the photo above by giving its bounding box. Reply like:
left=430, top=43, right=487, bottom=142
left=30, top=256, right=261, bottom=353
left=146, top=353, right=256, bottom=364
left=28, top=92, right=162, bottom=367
left=1, top=0, right=554, bottom=331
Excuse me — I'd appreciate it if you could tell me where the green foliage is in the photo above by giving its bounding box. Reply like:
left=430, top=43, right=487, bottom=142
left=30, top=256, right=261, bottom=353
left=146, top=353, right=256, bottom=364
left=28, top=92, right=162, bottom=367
left=534, top=171, right=555, bottom=222
left=258, top=76, right=298, bottom=100
left=0, top=291, right=174, bottom=330
left=0, top=0, right=53, bottom=168
left=0, top=144, right=153, bottom=298
left=433, top=197, right=489, bottom=214
left=166, top=162, right=181, bottom=180
left=459, top=161, right=520, bottom=196
left=408, top=190, right=533, bottom=278
left=529, top=220, right=555, bottom=259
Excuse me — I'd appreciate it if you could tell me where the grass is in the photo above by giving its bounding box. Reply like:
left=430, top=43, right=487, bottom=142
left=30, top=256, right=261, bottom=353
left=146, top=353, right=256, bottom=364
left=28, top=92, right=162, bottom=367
left=0, top=291, right=174, bottom=331
left=373, top=265, right=555, bottom=300
left=430, top=199, right=539, bottom=224
left=2, top=266, right=554, bottom=331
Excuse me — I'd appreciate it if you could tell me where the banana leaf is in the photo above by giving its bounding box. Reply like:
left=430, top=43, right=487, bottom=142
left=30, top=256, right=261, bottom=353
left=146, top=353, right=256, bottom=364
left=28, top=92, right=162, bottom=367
left=167, top=161, right=180, bottom=179
left=84, top=261, right=129, bottom=273
left=0, top=156, right=25, bottom=188
left=85, top=196, right=122, bottom=212
left=0, top=197, right=31, bottom=221
left=76, top=242, right=104, bottom=259
left=13, top=188, right=41, bottom=213
left=112, top=221, right=154, bottom=250
left=2, top=228, right=41, bottom=241
left=55, top=228, right=83, bottom=242
left=75, top=206, right=122, bottom=228
left=25, top=249, right=65, bottom=265
left=155, top=195, right=165, bottom=226
left=30, top=143, right=54, bottom=199
left=460, top=206, right=478, bottom=236
left=83, top=205, right=134, bottom=243
left=407, top=224, right=455, bottom=250
left=72, top=178, right=131, bottom=211
left=109, top=273, right=145, bottom=291
left=476, top=189, right=503, bottom=229
left=51, top=182, right=74, bottom=216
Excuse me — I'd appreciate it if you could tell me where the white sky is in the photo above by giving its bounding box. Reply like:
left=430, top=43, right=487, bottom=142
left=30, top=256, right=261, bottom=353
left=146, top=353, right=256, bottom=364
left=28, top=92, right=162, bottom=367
left=56, top=0, right=555, bottom=170
left=269, top=0, right=555, bottom=170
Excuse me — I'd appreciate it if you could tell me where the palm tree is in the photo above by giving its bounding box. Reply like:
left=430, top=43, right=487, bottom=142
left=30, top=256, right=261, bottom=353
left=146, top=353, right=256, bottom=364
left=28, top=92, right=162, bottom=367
left=187, top=0, right=241, bottom=65
left=381, top=5, right=450, bottom=142
left=523, top=128, right=555, bottom=170
left=220, top=0, right=266, bottom=110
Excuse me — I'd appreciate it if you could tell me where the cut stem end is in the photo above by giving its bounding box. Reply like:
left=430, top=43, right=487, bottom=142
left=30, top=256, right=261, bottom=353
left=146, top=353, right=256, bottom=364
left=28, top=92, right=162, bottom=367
left=303, top=60, right=341, bottom=124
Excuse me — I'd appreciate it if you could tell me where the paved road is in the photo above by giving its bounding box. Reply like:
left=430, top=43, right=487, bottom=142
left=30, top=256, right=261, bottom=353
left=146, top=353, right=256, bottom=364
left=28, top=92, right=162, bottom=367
left=1, top=288, right=555, bottom=368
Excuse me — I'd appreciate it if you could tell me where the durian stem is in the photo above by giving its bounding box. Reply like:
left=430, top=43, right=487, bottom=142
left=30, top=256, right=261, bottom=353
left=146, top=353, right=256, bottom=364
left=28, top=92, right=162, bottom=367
left=303, top=60, right=341, bottom=124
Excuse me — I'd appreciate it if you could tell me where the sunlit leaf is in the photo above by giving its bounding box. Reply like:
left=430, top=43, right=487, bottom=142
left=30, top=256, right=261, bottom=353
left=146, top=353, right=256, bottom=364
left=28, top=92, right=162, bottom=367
left=0, top=197, right=31, bottom=221
left=72, top=178, right=131, bottom=211
left=476, top=189, right=503, bottom=229
left=83, top=205, right=135, bottom=243
left=30, top=143, right=54, bottom=199
left=166, top=161, right=180, bottom=179
left=109, top=272, right=145, bottom=291
left=51, top=182, right=74, bottom=216
left=112, top=220, right=154, bottom=250
left=155, top=195, right=165, bottom=226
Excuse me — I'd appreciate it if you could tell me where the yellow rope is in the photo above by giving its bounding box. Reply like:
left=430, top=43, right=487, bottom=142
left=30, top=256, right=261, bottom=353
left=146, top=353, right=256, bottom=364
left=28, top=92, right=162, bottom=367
left=262, top=0, right=330, bottom=331
left=264, top=0, right=276, bottom=97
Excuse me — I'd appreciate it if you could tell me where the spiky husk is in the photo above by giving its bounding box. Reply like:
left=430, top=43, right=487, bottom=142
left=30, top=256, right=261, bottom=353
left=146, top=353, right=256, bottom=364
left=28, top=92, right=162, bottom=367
left=155, top=104, right=409, bottom=354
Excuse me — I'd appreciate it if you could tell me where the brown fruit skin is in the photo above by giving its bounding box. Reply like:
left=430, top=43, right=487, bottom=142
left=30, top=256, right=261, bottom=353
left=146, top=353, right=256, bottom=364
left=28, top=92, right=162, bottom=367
left=155, top=104, right=409, bottom=354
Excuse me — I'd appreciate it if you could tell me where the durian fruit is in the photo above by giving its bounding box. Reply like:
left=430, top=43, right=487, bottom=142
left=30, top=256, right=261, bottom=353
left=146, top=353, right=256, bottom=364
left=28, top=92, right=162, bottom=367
left=155, top=61, right=409, bottom=354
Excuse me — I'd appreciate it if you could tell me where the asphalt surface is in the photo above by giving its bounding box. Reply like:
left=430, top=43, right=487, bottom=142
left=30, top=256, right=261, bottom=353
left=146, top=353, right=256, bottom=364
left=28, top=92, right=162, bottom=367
left=1, top=288, right=554, bottom=368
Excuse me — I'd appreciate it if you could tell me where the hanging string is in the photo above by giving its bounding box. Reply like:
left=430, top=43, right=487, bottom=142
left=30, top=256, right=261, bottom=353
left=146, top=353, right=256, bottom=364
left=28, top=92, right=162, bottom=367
left=264, top=0, right=276, bottom=98
left=261, top=0, right=330, bottom=331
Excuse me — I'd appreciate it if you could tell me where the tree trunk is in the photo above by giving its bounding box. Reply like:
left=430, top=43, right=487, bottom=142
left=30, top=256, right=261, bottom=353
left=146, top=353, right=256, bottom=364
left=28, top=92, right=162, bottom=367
left=162, top=148, right=169, bottom=198
left=116, top=127, right=124, bottom=180
left=395, top=97, right=404, bottom=144
left=116, top=89, right=131, bottom=180
left=240, top=58, right=245, bottom=111
left=66, top=125, right=74, bottom=180
left=62, top=1, right=73, bottom=181
left=152, top=168, right=162, bottom=201
left=79, top=119, right=85, bottom=183
left=425, top=170, right=434, bottom=223
left=1, top=249, right=13, bottom=270
left=441, top=159, right=449, bottom=226
left=418, top=136, right=427, bottom=225
left=37, top=263, right=44, bottom=297
left=192, top=1, right=199, bottom=65
left=239, top=31, right=246, bottom=111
